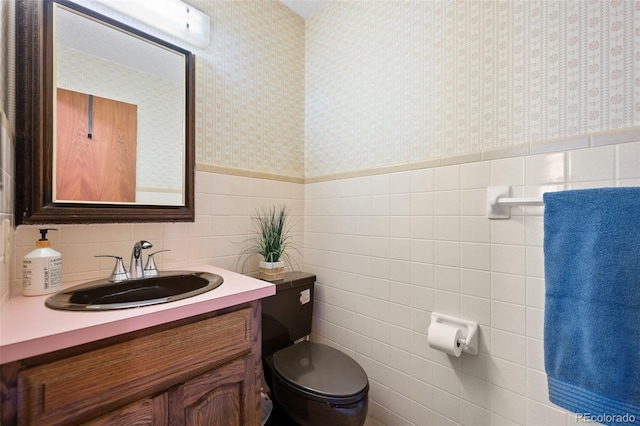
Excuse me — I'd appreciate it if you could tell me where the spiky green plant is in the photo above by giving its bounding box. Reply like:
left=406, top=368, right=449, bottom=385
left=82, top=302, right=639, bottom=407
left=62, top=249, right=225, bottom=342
left=253, top=205, right=290, bottom=262
left=237, top=205, right=297, bottom=271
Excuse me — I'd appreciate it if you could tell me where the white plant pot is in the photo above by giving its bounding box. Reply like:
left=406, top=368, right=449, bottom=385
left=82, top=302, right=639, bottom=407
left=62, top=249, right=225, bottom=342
left=259, top=261, right=284, bottom=269
left=259, top=261, right=285, bottom=282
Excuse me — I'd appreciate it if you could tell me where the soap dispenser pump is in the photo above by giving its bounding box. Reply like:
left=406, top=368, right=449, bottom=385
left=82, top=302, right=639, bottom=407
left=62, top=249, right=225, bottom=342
left=23, top=228, right=62, bottom=296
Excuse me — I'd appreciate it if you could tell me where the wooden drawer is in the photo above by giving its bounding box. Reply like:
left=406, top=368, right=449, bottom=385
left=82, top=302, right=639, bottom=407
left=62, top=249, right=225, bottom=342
left=17, top=308, right=253, bottom=425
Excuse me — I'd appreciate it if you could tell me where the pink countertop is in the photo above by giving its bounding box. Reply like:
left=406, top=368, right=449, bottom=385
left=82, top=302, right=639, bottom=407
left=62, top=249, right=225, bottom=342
left=0, top=265, right=275, bottom=364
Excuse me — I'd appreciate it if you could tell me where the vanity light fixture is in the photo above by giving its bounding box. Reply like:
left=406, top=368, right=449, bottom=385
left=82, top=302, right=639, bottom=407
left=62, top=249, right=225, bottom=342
left=93, top=0, right=210, bottom=48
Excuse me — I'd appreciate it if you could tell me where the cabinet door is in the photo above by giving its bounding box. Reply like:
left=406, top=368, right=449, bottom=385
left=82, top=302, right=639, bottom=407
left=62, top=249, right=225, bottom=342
left=17, top=308, right=253, bottom=425
left=83, top=393, right=168, bottom=426
left=175, top=354, right=257, bottom=426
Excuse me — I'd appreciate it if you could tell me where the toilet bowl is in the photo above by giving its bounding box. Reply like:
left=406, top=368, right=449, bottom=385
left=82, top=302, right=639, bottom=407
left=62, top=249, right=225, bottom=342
left=262, top=272, right=369, bottom=426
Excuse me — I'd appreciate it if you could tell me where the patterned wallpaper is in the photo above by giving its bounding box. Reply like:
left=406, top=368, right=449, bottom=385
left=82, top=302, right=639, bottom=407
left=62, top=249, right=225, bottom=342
left=305, top=0, right=640, bottom=178
left=193, top=0, right=306, bottom=178
left=0, top=0, right=14, bottom=128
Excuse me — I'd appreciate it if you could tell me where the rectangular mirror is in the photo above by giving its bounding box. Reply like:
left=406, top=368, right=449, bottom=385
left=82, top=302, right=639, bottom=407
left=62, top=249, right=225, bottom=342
left=15, top=0, right=195, bottom=224
left=53, top=3, right=186, bottom=205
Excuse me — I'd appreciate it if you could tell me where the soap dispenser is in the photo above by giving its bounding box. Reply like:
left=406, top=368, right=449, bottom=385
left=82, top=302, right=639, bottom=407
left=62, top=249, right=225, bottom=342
left=23, top=228, right=62, bottom=296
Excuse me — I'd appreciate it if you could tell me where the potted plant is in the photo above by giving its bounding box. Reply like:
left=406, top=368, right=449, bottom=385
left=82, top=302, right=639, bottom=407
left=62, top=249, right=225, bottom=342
left=239, top=205, right=296, bottom=281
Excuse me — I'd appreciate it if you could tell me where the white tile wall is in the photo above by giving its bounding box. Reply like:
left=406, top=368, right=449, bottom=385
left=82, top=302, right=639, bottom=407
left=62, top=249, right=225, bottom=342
left=0, top=124, right=13, bottom=307
left=305, top=141, right=640, bottom=425
left=13, top=172, right=305, bottom=286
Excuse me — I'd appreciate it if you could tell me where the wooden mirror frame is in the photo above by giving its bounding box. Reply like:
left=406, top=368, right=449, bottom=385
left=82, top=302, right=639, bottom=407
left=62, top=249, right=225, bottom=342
left=15, top=0, right=195, bottom=225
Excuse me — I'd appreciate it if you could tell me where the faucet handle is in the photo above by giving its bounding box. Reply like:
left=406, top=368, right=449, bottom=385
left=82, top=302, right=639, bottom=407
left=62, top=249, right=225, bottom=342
left=144, top=250, right=171, bottom=276
left=95, top=255, right=129, bottom=282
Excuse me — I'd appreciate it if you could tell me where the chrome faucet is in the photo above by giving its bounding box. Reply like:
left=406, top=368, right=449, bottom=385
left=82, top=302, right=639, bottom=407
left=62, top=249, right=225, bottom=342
left=130, top=240, right=153, bottom=279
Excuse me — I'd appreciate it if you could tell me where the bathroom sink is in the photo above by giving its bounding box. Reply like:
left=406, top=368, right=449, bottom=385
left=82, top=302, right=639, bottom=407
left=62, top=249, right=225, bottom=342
left=45, top=271, right=223, bottom=311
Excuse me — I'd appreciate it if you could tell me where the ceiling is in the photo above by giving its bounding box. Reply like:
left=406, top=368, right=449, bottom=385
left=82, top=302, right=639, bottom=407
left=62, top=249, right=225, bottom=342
left=279, top=0, right=329, bottom=19
left=56, top=5, right=183, bottom=84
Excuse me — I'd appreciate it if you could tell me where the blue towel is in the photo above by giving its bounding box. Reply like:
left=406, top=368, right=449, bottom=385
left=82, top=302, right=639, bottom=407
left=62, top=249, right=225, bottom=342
left=544, top=187, right=640, bottom=425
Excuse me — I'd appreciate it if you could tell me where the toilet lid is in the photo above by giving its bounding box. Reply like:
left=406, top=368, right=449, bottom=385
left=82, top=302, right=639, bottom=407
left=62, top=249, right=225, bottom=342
left=272, top=341, right=368, bottom=398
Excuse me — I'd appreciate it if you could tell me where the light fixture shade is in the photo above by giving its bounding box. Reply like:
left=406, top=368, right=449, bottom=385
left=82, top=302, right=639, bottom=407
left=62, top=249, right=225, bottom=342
left=93, top=0, right=210, bottom=49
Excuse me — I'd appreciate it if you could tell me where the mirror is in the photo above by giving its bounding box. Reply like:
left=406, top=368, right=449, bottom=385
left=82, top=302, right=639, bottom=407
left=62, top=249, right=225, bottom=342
left=15, top=0, right=195, bottom=224
left=54, top=4, right=187, bottom=205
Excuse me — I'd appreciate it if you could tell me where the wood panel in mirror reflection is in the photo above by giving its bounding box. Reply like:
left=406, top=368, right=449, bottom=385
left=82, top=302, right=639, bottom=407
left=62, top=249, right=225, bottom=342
left=56, top=88, right=137, bottom=203
left=15, top=0, right=195, bottom=224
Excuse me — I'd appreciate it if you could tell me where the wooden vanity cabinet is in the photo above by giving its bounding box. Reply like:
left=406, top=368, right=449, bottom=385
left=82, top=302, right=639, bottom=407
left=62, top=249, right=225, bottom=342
left=0, top=301, right=262, bottom=426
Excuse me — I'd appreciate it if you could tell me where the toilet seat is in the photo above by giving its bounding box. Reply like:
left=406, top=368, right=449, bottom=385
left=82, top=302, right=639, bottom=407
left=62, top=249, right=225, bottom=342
left=271, top=341, right=369, bottom=405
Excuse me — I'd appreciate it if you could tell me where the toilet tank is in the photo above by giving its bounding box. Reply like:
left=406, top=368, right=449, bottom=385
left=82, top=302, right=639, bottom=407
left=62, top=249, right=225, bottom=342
left=262, top=272, right=315, bottom=357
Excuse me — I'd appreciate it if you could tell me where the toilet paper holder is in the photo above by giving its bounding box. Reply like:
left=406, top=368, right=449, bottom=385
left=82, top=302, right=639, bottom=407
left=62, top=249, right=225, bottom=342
left=430, top=312, right=479, bottom=356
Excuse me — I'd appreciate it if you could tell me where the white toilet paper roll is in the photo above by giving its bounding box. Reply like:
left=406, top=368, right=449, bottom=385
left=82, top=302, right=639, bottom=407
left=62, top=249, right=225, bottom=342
left=427, top=322, right=463, bottom=357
